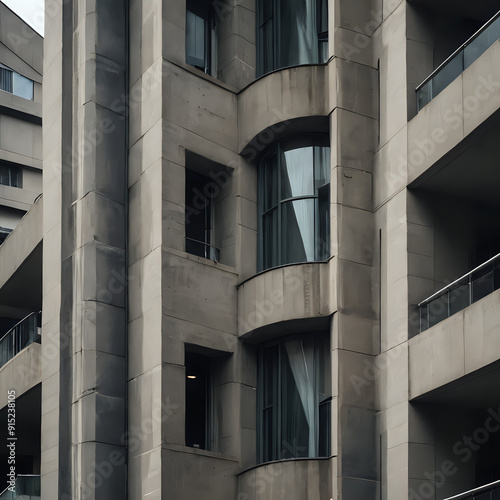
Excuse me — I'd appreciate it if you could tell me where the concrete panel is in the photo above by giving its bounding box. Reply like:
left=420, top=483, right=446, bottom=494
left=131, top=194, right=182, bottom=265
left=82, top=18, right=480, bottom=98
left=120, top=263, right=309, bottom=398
left=129, top=161, right=162, bottom=265
left=128, top=366, right=163, bottom=458
left=237, top=459, right=333, bottom=500
left=237, top=65, right=328, bottom=151
left=409, top=313, right=465, bottom=399
left=128, top=448, right=161, bottom=500
left=162, top=61, right=238, bottom=151
left=237, top=263, right=332, bottom=336
left=464, top=289, right=500, bottom=374
left=333, top=108, right=377, bottom=172
left=462, top=40, right=500, bottom=136
left=162, top=447, right=238, bottom=499
left=336, top=57, right=379, bottom=120
left=162, top=251, right=238, bottom=334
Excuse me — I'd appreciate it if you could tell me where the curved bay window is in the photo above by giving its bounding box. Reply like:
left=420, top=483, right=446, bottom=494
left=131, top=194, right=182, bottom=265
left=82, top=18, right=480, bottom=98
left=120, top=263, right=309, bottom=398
left=257, top=0, right=329, bottom=76
left=258, top=137, right=330, bottom=272
left=258, top=333, right=331, bottom=463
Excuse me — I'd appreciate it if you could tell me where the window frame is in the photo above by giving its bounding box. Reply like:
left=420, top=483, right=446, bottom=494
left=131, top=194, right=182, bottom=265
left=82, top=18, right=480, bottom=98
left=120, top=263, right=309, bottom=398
left=185, top=350, right=215, bottom=451
left=185, top=0, right=218, bottom=76
left=0, top=162, right=23, bottom=189
left=257, top=332, right=332, bottom=464
left=185, top=167, right=217, bottom=261
left=257, top=135, right=331, bottom=272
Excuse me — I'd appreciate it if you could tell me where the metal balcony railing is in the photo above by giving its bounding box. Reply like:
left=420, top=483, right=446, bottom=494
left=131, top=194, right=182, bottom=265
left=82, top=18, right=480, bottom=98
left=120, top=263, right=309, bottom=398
left=185, top=237, right=220, bottom=262
left=0, top=474, right=40, bottom=499
left=416, top=10, right=500, bottom=111
left=444, top=479, right=500, bottom=499
left=0, top=312, right=41, bottom=368
left=418, top=253, right=500, bottom=333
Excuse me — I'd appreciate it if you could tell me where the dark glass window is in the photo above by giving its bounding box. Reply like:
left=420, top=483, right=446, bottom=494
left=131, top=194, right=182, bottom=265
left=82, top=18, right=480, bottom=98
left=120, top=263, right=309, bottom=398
left=185, top=351, right=213, bottom=450
left=0, top=163, right=22, bottom=188
left=258, top=137, right=330, bottom=271
left=257, top=0, right=329, bottom=76
left=186, top=0, right=218, bottom=76
left=185, top=168, right=219, bottom=261
left=258, top=333, right=331, bottom=463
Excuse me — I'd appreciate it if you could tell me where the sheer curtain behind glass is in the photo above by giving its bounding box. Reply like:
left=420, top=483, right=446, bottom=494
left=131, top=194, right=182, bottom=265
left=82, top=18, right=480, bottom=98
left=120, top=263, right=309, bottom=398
left=279, top=0, right=318, bottom=67
left=284, top=339, right=318, bottom=457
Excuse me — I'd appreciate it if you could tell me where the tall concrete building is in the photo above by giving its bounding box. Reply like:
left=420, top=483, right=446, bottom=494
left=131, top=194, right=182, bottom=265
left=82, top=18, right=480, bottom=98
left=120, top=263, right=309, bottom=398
left=1, top=0, right=500, bottom=498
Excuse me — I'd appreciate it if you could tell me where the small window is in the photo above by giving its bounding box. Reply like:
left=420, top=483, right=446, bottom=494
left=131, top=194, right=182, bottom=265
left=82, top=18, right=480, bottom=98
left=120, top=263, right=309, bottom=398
left=258, top=333, right=331, bottom=463
left=185, top=168, right=219, bottom=261
left=184, top=151, right=233, bottom=265
left=185, top=0, right=218, bottom=76
left=0, top=64, right=34, bottom=100
left=185, top=351, right=214, bottom=450
left=0, top=163, right=22, bottom=188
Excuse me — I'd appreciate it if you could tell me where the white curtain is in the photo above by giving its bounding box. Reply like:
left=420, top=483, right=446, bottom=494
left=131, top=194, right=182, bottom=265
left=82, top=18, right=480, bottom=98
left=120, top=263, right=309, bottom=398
left=285, top=339, right=317, bottom=456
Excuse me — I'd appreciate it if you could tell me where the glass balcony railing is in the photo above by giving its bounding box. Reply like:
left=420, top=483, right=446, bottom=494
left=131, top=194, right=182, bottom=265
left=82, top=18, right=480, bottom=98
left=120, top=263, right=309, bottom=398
left=418, top=253, right=500, bottom=333
left=444, top=479, right=500, bottom=500
left=185, top=237, right=220, bottom=262
left=0, top=312, right=41, bottom=368
left=0, top=474, right=41, bottom=499
left=417, top=10, right=500, bottom=111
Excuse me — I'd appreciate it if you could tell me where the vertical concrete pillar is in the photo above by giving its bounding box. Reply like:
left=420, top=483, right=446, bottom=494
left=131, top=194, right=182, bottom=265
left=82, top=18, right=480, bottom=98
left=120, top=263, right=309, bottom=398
left=331, top=1, right=380, bottom=498
left=42, top=1, right=128, bottom=498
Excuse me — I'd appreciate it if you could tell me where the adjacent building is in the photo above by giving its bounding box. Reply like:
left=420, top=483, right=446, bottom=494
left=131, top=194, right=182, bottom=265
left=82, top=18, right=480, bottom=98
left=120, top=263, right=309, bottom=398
left=0, top=0, right=499, bottom=498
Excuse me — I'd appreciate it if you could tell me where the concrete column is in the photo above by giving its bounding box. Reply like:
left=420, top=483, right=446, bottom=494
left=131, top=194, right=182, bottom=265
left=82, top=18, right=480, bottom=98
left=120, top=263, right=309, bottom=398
left=42, top=1, right=128, bottom=499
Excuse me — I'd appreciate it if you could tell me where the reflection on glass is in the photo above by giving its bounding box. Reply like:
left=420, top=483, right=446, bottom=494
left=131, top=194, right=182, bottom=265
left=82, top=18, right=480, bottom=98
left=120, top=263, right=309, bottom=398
left=432, top=52, right=463, bottom=97
left=186, top=10, right=206, bottom=69
left=12, top=72, right=33, bottom=100
left=464, top=16, right=500, bottom=69
left=417, top=12, right=500, bottom=111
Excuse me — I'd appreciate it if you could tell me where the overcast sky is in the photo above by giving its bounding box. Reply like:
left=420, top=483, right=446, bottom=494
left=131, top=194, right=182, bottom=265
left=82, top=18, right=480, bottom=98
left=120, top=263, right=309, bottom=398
left=3, top=0, right=44, bottom=35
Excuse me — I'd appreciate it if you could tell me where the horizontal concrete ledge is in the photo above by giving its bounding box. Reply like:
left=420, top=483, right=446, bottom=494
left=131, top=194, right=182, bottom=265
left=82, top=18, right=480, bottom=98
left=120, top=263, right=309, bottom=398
left=237, top=457, right=333, bottom=500
left=408, top=38, right=500, bottom=184
left=0, top=342, right=42, bottom=408
left=409, top=288, right=500, bottom=399
left=0, top=194, right=42, bottom=289
left=237, top=261, right=334, bottom=337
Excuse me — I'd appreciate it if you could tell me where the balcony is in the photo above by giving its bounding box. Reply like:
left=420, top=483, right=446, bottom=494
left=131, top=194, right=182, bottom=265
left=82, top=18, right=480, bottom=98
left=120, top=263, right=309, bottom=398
left=0, top=312, right=41, bottom=368
left=417, top=10, right=500, bottom=111
left=444, top=480, right=500, bottom=500
left=418, top=254, right=500, bottom=333
left=0, top=475, right=40, bottom=499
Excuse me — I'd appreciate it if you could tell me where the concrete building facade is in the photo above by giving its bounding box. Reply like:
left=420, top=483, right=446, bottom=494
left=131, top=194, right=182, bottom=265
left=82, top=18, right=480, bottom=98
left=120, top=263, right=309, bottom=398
left=0, top=0, right=500, bottom=499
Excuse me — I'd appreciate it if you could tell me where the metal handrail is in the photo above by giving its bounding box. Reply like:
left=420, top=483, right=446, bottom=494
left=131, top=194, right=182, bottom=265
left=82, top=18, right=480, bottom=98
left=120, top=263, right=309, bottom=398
left=0, top=311, right=41, bottom=368
left=0, top=474, right=41, bottom=499
left=0, top=312, right=40, bottom=344
left=443, top=479, right=500, bottom=500
left=416, top=10, right=500, bottom=91
left=418, top=252, right=500, bottom=307
left=185, top=237, right=220, bottom=262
